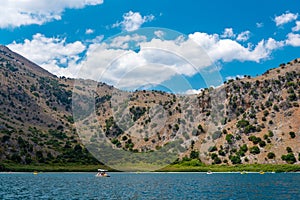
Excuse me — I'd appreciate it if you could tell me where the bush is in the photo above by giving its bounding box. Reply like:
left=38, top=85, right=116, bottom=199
left=286, top=147, right=293, bottom=153
left=259, top=140, right=266, bottom=147
left=190, top=150, right=199, bottom=159
left=208, top=146, right=217, bottom=152
left=229, top=155, right=241, bottom=164
left=226, top=134, right=234, bottom=144
left=218, top=150, right=226, bottom=156
left=268, top=131, right=274, bottom=137
left=248, top=136, right=261, bottom=144
left=289, top=132, right=296, bottom=139
left=267, top=152, right=276, bottom=159
left=281, top=153, right=296, bottom=164
left=213, top=156, right=222, bottom=164
left=237, top=119, right=250, bottom=128
left=240, top=144, right=248, bottom=152
left=250, top=146, right=260, bottom=154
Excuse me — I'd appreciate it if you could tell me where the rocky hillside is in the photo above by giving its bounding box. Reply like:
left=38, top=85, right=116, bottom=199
left=0, top=45, right=299, bottom=167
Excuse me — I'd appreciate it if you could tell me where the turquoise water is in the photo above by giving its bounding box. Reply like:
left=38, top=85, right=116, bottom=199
left=0, top=172, right=300, bottom=199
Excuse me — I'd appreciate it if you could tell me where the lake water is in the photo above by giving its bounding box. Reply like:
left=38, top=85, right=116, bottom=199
left=0, top=172, right=300, bottom=199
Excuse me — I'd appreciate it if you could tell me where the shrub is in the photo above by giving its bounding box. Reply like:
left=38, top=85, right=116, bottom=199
left=259, top=140, right=266, bottom=147
left=281, top=153, right=296, bottom=164
left=240, top=144, right=248, bottom=152
left=229, top=155, right=241, bottom=164
left=286, top=147, right=293, bottom=153
left=250, top=146, right=260, bottom=154
left=244, top=125, right=256, bottom=134
left=218, top=150, right=226, bottom=156
left=289, top=132, right=296, bottom=139
left=213, top=156, right=222, bottom=164
left=248, top=136, right=261, bottom=144
left=190, top=150, right=199, bottom=159
left=208, top=146, right=217, bottom=152
left=237, top=119, right=250, bottom=128
left=268, top=130, right=274, bottom=137
left=226, top=134, right=234, bottom=144
left=267, top=152, right=276, bottom=159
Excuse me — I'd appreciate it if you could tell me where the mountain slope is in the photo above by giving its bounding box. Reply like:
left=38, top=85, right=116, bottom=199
left=0, top=45, right=299, bottom=167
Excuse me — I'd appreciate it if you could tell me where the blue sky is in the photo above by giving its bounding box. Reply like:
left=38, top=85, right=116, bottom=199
left=1, top=0, right=300, bottom=93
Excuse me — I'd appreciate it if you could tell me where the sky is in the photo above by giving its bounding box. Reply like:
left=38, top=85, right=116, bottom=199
left=1, top=0, right=300, bottom=93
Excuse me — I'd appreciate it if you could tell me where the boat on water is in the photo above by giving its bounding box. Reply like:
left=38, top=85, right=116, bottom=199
left=259, top=171, right=265, bottom=174
left=206, top=171, right=213, bottom=175
left=33, top=171, right=38, bottom=175
left=96, top=169, right=110, bottom=177
left=241, top=171, right=247, bottom=174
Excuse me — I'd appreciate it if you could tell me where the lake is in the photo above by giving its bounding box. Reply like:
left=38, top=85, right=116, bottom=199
left=0, top=172, right=300, bottom=199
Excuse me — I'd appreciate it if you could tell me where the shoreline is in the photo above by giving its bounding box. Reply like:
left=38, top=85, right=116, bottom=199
left=1, top=162, right=300, bottom=173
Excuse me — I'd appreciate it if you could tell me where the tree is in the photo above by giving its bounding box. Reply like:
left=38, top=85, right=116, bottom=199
left=229, top=155, right=241, bottom=164
left=286, top=147, right=293, bottom=153
left=190, top=150, right=199, bottom=159
left=267, top=152, right=275, bottom=159
left=289, top=132, right=296, bottom=139
left=250, top=146, right=260, bottom=154
left=281, top=153, right=296, bottom=164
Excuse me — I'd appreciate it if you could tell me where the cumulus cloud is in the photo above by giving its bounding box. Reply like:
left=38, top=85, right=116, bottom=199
left=236, top=31, right=251, bottom=42
left=8, top=33, right=86, bottom=77
left=274, top=12, right=298, bottom=26
left=8, top=30, right=285, bottom=91
left=292, top=21, right=300, bottom=32
left=85, top=29, right=94, bottom=34
left=221, top=28, right=235, bottom=38
left=286, top=33, right=300, bottom=46
left=0, top=0, right=104, bottom=28
left=185, top=88, right=204, bottom=95
left=112, top=11, right=154, bottom=31
left=226, top=75, right=245, bottom=81
left=189, top=32, right=284, bottom=63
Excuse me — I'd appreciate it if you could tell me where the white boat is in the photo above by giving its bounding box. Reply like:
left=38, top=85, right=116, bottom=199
left=96, top=169, right=110, bottom=177
left=206, top=171, right=213, bottom=175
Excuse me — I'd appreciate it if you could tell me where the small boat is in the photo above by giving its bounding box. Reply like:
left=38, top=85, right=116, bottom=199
left=206, top=171, right=213, bottom=175
left=33, top=171, right=38, bottom=175
left=259, top=171, right=265, bottom=174
left=241, top=171, right=247, bottom=174
left=96, top=169, right=110, bottom=177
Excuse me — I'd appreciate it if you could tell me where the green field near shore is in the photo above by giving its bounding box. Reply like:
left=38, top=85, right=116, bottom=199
left=1, top=159, right=300, bottom=172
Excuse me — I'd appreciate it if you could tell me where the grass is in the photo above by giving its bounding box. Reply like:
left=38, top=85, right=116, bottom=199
left=1, top=159, right=300, bottom=172
left=157, top=159, right=300, bottom=172
left=0, top=162, right=117, bottom=172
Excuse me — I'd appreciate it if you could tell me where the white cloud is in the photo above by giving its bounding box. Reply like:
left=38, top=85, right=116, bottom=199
left=0, top=0, right=104, bottom=28
left=286, top=33, right=300, bottom=46
left=185, top=88, right=204, bottom=95
left=109, top=34, right=146, bottom=49
left=8, top=33, right=86, bottom=77
left=221, top=28, right=235, bottom=38
left=256, top=22, right=264, bottom=28
left=226, top=75, right=245, bottom=81
left=236, top=31, right=250, bottom=42
left=292, top=21, right=300, bottom=32
left=112, top=11, right=154, bottom=32
left=8, top=30, right=285, bottom=91
left=274, top=12, right=298, bottom=26
left=189, top=32, right=284, bottom=63
left=85, top=29, right=94, bottom=34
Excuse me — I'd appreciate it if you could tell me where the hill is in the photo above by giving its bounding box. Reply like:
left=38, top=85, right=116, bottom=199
left=0, top=45, right=299, bottom=170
